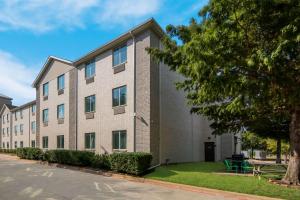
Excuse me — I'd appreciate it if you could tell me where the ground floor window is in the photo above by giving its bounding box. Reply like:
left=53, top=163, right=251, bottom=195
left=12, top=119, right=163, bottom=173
left=14, top=141, right=17, bottom=148
left=85, top=132, right=95, bottom=149
left=20, top=141, right=23, bottom=148
left=6, top=142, right=9, bottom=149
left=57, top=135, right=64, bottom=149
left=2, top=142, right=4, bottom=148
left=43, top=136, right=48, bottom=148
left=31, top=140, right=35, bottom=148
left=112, top=130, right=127, bottom=150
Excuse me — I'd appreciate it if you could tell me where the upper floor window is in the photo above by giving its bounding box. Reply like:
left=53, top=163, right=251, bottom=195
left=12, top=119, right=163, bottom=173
left=32, top=105, right=36, bottom=113
left=43, top=109, right=49, bottom=123
left=112, top=130, right=127, bottom=150
left=85, top=95, right=95, bottom=113
left=57, top=104, right=64, bottom=119
left=85, top=59, right=95, bottom=79
left=113, top=45, right=127, bottom=66
left=112, top=86, right=127, bottom=107
left=2, top=128, right=5, bottom=136
left=57, top=74, right=65, bottom=90
left=6, top=127, right=9, bottom=136
left=31, top=121, right=36, bottom=133
left=20, top=124, right=24, bottom=134
left=20, top=110, right=23, bottom=118
left=85, top=132, right=95, bottom=150
left=6, top=114, right=9, bottom=122
left=14, top=125, right=18, bottom=135
left=2, top=117, right=4, bottom=124
left=14, top=112, right=17, bottom=120
left=43, top=82, right=49, bottom=96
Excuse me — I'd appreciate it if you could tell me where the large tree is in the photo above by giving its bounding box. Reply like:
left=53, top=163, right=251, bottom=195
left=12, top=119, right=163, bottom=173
left=148, top=0, right=300, bottom=184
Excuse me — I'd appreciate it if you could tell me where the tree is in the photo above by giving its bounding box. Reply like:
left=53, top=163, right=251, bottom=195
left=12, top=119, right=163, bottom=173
left=242, top=132, right=267, bottom=158
left=266, top=138, right=290, bottom=164
left=148, top=0, right=300, bottom=184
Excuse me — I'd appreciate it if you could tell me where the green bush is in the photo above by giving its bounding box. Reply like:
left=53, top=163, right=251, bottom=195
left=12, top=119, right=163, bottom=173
left=110, top=152, right=152, bottom=175
left=0, top=148, right=16, bottom=154
left=44, top=150, right=94, bottom=166
left=16, top=148, right=43, bottom=160
left=91, top=154, right=111, bottom=170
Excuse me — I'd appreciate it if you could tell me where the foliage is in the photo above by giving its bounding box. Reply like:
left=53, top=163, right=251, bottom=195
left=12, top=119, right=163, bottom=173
left=266, top=138, right=290, bottom=155
left=145, top=162, right=300, bottom=200
left=16, top=148, right=43, bottom=160
left=43, top=150, right=95, bottom=166
left=110, top=152, right=152, bottom=175
left=241, top=132, right=267, bottom=151
left=91, top=154, right=111, bottom=170
left=0, top=148, right=17, bottom=154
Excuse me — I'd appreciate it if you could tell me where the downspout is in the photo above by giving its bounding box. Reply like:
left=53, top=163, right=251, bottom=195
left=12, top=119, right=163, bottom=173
left=130, top=31, right=136, bottom=152
left=75, top=68, right=78, bottom=150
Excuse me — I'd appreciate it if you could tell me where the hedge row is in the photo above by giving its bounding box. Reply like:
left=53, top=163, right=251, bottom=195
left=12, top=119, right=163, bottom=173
left=0, top=148, right=16, bottom=154
left=13, top=148, right=152, bottom=175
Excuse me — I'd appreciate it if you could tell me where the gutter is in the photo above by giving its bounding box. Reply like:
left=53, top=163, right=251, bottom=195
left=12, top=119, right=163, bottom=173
left=130, top=31, right=136, bottom=152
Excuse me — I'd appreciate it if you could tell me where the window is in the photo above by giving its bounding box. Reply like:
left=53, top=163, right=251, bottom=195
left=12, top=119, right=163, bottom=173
left=43, top=109, right=49, bottom=123
left=14, top=141, right=17, bottom=148
left=112, top=86, right=127, bottom=107
left=7, top=127, right=9, bottom=136
left=85, top=95, right=95, bottom=113
left=32, top=105, right=36, bottom=113
left=2, top=116, right=4, bottom=124
left=20, top=141, right=23, bottom=148
left=20, top=124, right=23, bottom=134
left=6, top=114, right=9, bottom=122
left=57, top=104, right=64, bottom=119
left=113, top=45, right=127, bottom=66
left=85, top=59, right=95, bottom=78
left=6, top=142, right=9, bottom=149
left=43, top=136, right=48, bottom=148
left=85, top=133, right=95, bottom=149
left=14, top=112, right=17, bottom=120
left=31, top=121, right=36, bottom=133
left=57, top=135, right=64, bottom=149
left=112, top=130, right=127, bottom=150
left=20, top=110, right=23, bottom=118
left=43, top=82, right=49, bottom=96
left=31, top=140, right=35, bottom=148
left=57, top=74, right=65, bottom=90
left=2, top=143, right=4, bottom=148
left=2, top=128, right=4, bottom=136
left=14, top=125, right=18, bottom=135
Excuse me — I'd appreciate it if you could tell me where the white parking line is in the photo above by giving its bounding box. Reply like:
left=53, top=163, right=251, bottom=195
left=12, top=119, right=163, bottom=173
left=94, top=182, right=101, bottom=192
left=104, top=183, right=116, bottom=193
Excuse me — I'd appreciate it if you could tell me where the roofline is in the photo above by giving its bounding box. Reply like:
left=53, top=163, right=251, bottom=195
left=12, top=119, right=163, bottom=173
left=0, top=95, right=12, bottom=100
left=73, top=18, right=165, bottom=66
left=32, top=56, right=73, bottom=88
left=0, top=104, right=17, bottom=116
left=11, top=100, right=36, bottom=112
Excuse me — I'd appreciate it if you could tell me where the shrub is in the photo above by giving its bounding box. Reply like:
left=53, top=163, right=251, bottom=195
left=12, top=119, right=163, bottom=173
left=110, top=152, right=152, bottom=175
left=91, top=154, right=111, bottom=170
left=44, top=150, right=94, bottom=166
left=0, top=148, right=16, bottom=154
left=16, top=148, right=43, bottom=160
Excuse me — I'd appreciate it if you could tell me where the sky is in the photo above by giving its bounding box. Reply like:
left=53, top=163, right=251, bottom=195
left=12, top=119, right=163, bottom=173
left=0, top=0, right=208, bottom=106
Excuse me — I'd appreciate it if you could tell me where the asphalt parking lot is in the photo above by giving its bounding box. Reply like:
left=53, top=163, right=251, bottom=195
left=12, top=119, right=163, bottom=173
left=0, top=154, right=230, bottom=200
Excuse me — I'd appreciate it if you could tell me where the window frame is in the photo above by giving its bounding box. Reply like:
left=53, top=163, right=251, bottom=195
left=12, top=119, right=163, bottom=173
left=85, top=59, right=96, bottom=79
left=57, top=104, right=65, bottom=119
left=20, top=141, right=23, bottom=148
left=43, top=109, right=49, bottom=123
left=57, top=135, right=64, bottom=149
left=85, top=95, right=96, bottom=113
left=112, top=130, right=127, bottom=151
left=42, top=136, right=48, bottom=149
left=32, top=105, right=36, bottom=113
left=112, top=85, right=127, bottom=107
left=85, top=132, right=95, bottom=150
left=57, top=74, right=65, bottom=90
left=113, top=45, right=127, bottom=67
left=31, top=140, right=35, bottom=148
left=43, top=82, right=49, bottom=96
left=31, top=121, right=36, bottom=133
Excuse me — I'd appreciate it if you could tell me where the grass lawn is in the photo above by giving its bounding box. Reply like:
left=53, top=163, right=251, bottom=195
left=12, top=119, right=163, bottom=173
left=144, top=162, right=300, bottom=200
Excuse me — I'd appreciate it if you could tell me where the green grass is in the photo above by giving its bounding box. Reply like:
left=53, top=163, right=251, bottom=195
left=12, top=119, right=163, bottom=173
left=145, top=162, right=300, bottom=200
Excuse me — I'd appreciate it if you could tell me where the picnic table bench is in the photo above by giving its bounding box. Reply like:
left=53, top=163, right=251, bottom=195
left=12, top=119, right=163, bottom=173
left=250, top=162, right=287, bottom=176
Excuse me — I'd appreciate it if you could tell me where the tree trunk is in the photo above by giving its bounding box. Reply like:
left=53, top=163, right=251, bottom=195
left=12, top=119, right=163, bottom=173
left=251, top=147, right=254, bottom=159
left=282, top=108, right=300, bottom=185
left=276, top=138, right=281, bottom=164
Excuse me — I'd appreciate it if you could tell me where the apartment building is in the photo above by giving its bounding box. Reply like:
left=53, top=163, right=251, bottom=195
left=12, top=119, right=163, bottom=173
left=0, top=18, right=239, bottom=164
left=0, top=101, right=36, bottom=149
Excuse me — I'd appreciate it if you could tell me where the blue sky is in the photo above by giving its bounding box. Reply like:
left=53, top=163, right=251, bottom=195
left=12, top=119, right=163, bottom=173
left=0, top=0, right=208, bottom=105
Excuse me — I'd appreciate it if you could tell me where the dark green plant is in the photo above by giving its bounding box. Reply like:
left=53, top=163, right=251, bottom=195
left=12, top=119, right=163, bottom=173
left=91, top=154, right=111, bottom=170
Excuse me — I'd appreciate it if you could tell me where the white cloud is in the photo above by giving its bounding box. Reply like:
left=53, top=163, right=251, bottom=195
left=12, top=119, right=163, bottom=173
left=0, top=50, right=37, bottom=105
left=0, top=0, right=161, bottom=33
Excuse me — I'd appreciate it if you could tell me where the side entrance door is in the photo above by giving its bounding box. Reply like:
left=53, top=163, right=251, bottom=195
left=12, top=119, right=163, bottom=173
left=204, top=142, right=215, bottom=162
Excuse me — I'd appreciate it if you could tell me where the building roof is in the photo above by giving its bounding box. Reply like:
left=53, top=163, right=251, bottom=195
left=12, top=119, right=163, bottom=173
left=32, top=56, right=73, bottom=87
left=0, top=104, right=17, bottom=116
left=73, top=18, right=164, bottom=66
left=11, top=100, right=36, bottom=112
left=0, top=93, right=12, bottom=100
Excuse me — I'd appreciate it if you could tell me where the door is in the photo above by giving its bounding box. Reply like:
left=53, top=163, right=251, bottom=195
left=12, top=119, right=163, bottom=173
left=205, top=142, right=215, bottom=162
